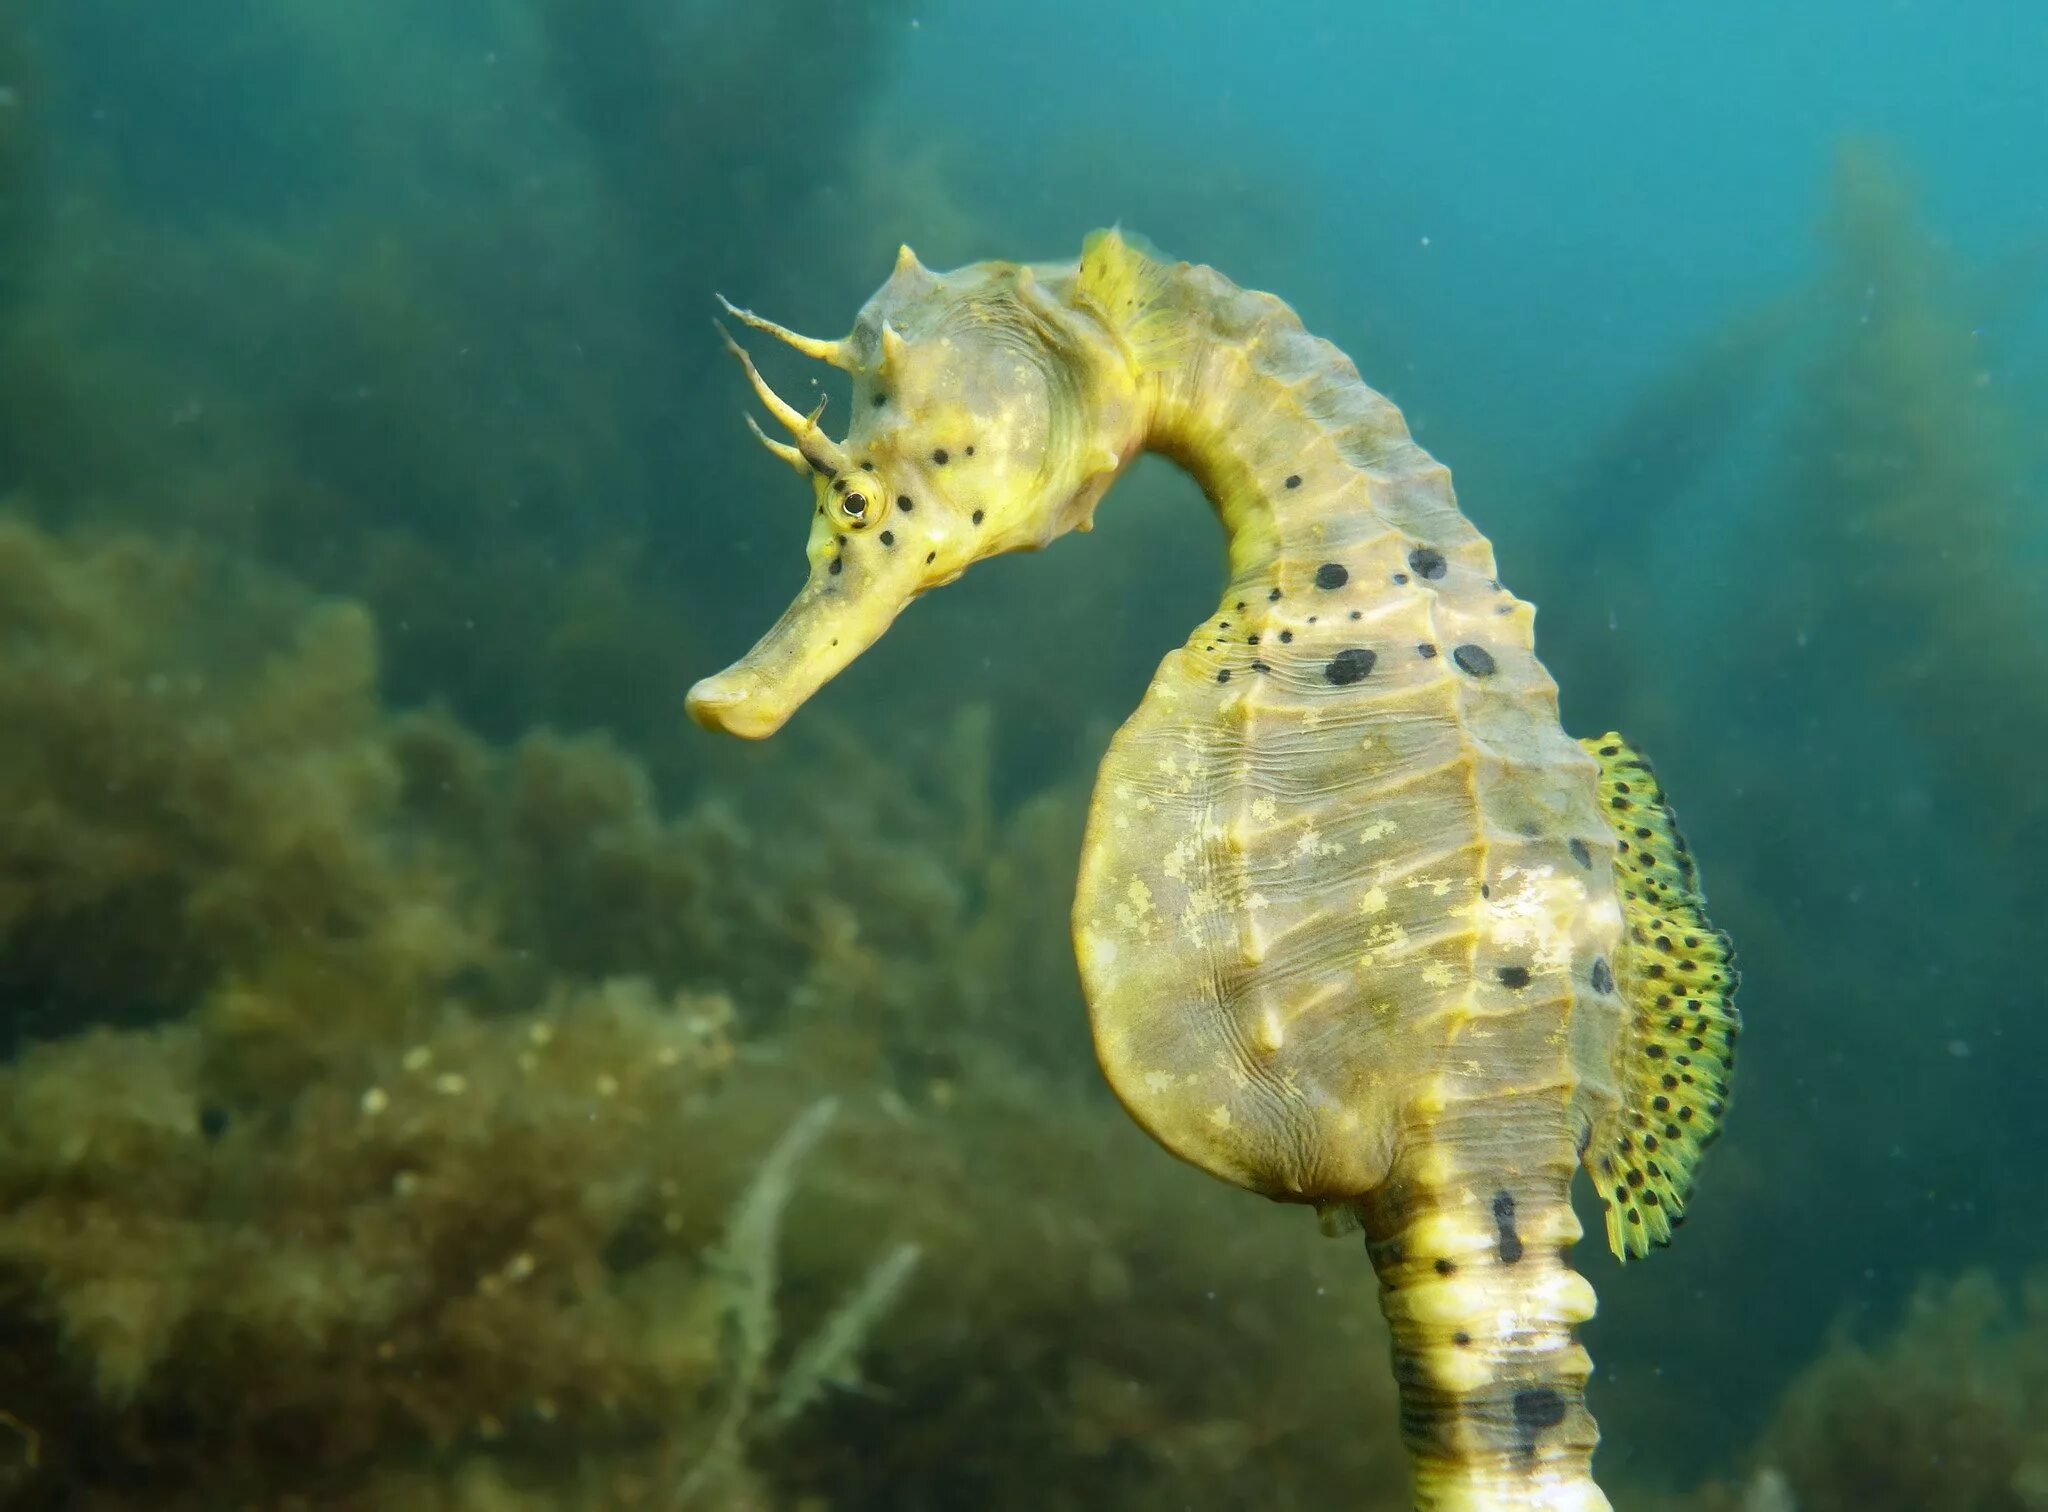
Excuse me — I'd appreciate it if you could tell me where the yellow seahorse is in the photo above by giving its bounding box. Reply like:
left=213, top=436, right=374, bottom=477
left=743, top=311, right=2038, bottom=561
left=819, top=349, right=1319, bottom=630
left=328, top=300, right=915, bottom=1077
left=688, top=231, right=1740, bottom=1512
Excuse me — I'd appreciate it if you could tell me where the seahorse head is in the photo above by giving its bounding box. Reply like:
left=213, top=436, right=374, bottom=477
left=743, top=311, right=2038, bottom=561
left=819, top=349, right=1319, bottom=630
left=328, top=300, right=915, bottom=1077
left=687, top=243, right=1144, bottom=738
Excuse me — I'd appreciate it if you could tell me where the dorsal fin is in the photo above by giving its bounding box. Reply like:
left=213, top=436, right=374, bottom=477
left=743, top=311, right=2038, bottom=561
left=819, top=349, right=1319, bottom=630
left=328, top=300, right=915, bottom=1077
left=1581, top=733, right=1741, bottom=1261
left=1072, top=227, right=1188, bottom=372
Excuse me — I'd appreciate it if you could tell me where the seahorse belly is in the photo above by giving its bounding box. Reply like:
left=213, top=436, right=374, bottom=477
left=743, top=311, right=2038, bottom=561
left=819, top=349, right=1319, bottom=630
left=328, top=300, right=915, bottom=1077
left=1075, top=427, right=1620, bottom=1214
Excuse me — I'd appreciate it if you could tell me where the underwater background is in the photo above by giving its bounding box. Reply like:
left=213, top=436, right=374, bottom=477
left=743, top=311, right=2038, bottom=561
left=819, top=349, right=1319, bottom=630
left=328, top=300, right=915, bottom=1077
left=1, top=1, right=2044, bottom=1507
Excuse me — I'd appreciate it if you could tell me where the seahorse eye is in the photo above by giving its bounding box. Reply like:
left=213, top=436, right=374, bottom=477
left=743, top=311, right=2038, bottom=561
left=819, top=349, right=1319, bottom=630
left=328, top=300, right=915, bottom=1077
left=841, top=492, right=868, bottom=522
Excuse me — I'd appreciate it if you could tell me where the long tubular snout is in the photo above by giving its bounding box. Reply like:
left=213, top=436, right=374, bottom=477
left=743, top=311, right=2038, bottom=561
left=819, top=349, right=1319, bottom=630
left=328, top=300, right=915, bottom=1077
left=686, top=543, right=923, bottom=738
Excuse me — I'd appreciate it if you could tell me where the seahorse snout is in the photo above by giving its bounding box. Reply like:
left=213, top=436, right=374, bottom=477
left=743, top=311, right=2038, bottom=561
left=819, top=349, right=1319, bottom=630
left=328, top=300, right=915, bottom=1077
left=684, top=671, right=787, bottom=740
left=688, top=541, right=924, bottom=739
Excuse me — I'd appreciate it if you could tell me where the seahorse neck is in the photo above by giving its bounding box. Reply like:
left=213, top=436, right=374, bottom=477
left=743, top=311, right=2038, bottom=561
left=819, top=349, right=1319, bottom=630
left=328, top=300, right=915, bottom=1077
left=1096, top=257, right=1486, bottom=600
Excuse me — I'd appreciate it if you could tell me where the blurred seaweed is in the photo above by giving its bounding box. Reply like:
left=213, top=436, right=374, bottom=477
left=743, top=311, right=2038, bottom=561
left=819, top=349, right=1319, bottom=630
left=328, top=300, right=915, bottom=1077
left=0, top=513, right=1412, bottom=1509
left=1634, top=1271, right=2048, bottom=1512
left=1785, top=143, right=2048, bottom=840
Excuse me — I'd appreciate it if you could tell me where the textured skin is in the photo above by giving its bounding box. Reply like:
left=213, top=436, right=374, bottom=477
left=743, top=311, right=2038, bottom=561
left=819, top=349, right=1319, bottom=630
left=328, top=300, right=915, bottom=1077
left=1072, top=253, right=1626, bottom=1202
left=1070, top=243, right=1620, bottom=1511
left=690, top=231, right=1739, bottom=1512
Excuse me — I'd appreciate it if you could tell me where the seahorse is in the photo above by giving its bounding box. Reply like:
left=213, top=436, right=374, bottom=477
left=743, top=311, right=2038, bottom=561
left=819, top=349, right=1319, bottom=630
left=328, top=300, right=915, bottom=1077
left=688, top=231, right=1739, bottom=1512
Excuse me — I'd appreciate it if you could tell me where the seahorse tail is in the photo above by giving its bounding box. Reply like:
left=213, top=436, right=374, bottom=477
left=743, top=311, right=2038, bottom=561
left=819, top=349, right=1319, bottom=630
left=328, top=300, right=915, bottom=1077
left=1356, top=1101, right=1610, bottom=1512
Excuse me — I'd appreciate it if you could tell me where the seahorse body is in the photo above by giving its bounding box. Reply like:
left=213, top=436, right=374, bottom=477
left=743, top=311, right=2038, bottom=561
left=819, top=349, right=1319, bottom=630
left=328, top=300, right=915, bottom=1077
left=689, top=232, right=1739, bottom=1512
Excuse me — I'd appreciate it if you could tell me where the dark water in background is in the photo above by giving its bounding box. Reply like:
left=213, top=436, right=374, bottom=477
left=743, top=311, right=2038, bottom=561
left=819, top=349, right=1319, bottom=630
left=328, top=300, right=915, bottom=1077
left=1, top=1, right=2044, bottom=1507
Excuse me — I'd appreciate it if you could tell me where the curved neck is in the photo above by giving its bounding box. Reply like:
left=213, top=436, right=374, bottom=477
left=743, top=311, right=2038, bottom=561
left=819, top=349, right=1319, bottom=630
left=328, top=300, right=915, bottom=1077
left=1076, top=243, right=1495, bottom=601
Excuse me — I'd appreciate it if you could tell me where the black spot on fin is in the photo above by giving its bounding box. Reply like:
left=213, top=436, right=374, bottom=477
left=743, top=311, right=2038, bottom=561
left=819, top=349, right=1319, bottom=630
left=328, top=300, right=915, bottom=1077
left=1579, top=732, right=1740, bottom=1262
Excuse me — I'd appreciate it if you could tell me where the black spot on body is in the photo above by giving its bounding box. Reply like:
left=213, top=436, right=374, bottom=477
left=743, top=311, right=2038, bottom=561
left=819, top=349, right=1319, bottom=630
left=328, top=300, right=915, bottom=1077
left=1514, top=1387, right=1568, bottom=1433
left=829, top=556, right=843, bottom=576
left=1408, top=546, right=1447, bottom=579
left=1569, top=837, right=1592, bottom=868
left=1496, top=965, right=1531, bottom=989
left=932, top=448, right=949, bottom=465
left=872, top=393, right=888, bottom=407
left=1216, top=669, right=1231, bottom=683
left=1591, top=958, right=1615, bottom=994
left=964, top=445, right=975, bottom=456
left=1315, top=562, right=1349, bottom=589
left=1325, top=648, right=1376, bottom=685
left=1279, top=630, right=1293, bottom=643
left=1452, top=644, right=1497, bottom=677
left=199, top=1104, right=230, bottom=1141
left=972, top=509, right=985, bottom=525
left=1492, top=1191, right=1524, bottom=1263
left=1285, top=474, right=1302, bottom=489
left=896, top=494, right=913, bottom=512
left=1434, top=1258, right=1456, bottom=1277
left=1416, top=642, right=1437, bottom=658
left=879, top=530, right=894, bottom=546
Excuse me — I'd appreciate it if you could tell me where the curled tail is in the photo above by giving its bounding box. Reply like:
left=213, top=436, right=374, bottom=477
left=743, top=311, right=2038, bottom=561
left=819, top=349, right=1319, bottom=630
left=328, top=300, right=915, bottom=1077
left=1355, top=1097, right=1610, bottom=1512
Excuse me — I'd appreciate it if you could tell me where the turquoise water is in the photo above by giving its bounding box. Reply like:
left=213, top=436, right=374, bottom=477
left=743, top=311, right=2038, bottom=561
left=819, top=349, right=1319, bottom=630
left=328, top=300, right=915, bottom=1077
left=0, top=3, right=2042, bottom=1507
